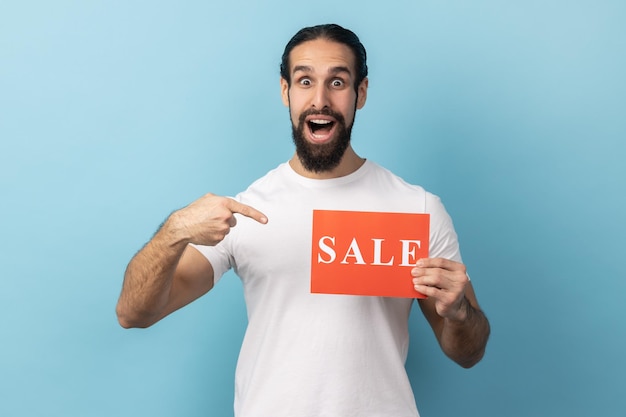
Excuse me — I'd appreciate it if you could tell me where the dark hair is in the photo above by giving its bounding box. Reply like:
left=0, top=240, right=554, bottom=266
left=280, top=24, right=368, bottom=91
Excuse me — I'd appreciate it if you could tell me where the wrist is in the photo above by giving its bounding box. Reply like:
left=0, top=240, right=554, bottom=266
left=448, top=296, right=471, bottom=323
left=161, top=211, right=193, bottom=246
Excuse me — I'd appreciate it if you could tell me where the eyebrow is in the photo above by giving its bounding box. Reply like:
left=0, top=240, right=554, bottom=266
left=292, top=65, right=352, bottom=77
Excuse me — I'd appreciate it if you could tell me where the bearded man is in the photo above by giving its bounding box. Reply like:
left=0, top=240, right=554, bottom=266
left=116, top=24, right=490, bottom=417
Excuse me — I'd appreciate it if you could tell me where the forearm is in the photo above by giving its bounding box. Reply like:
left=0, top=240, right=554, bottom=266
left=438, top=297, right=490, bottom=368
left=116, top=215, right=189, bottom=328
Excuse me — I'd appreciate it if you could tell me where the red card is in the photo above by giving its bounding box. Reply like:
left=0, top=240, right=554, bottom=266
left=310, top=210, right=429, bottom=298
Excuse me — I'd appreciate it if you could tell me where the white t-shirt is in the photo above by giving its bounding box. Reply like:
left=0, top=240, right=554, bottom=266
left=193, top=160, right=462, bottom=417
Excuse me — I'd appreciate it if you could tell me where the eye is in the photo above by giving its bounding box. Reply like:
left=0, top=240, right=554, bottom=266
left=298, top=78, right=312, bottom=86
left=331, top=79, right=345, bottom=88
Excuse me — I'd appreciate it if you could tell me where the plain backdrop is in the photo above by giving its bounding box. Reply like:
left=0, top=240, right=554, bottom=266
left=1, top=1, right=625, bottom=416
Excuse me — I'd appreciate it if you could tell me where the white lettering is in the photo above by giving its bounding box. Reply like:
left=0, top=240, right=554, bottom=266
left=399, top=240, right=421, bottom=266
left=317, top=236, right=336, bottom=264
left=340, top=238, right=366, bottom=265
left=371, top=238, right=394, bottom=266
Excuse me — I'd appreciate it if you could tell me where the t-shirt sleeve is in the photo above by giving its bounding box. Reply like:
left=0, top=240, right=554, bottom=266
left=425, top=192, right=463, bottom=263
left=189, top=241, right=233, bottom=284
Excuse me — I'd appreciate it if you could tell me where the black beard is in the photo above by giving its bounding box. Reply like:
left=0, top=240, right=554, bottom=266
left=291, top=107, right=353, bottom=173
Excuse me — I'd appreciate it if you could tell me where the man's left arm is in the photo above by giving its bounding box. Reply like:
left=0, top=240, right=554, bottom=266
left=412, top=258, right=491, bottom=368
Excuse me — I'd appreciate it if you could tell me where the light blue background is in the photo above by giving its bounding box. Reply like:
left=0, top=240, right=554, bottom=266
left=1, top=1, right=625, bottom=416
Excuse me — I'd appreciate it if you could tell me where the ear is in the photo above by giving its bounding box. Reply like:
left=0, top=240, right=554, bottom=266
left=356, top=77, right=368, bottom=109
left=280, top=77, right=290, bottom=107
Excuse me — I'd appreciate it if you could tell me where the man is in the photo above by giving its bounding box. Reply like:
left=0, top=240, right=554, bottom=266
left=117, top=24, right=490, bottom=417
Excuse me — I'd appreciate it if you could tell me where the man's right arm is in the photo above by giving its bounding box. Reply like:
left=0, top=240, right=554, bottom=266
left=115, top=193, right=268, bottom=329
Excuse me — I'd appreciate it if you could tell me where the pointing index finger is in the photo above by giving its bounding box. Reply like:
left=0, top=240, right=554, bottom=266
left=226, top=199, right=268, bottom=224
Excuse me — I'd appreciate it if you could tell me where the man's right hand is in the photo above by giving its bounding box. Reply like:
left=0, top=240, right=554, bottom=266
left=168, top=193, right=268, bottom=246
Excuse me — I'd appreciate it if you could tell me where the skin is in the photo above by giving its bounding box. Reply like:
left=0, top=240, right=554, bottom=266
left=116, top=38, right=490, bottom=368
left=116, top=194, right=267, bottom=328
left=280, top=39, right=368, bottom=179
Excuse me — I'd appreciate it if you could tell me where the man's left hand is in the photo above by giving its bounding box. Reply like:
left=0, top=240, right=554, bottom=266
left=411, top=258, right=470, bottom=322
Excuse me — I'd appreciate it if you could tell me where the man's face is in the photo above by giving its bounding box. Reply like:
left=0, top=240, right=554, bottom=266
left=281, top=38, right=368, bottom=173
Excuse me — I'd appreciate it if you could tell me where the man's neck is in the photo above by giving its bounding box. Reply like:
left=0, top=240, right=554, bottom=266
left=289, top=146, right=365, bottom=179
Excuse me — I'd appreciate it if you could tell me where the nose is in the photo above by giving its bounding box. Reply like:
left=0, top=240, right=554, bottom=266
left=311, top=84, right=330, bottom=110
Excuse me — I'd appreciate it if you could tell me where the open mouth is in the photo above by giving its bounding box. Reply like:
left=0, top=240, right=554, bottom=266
left=307, top=119, right=335, bottom=141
